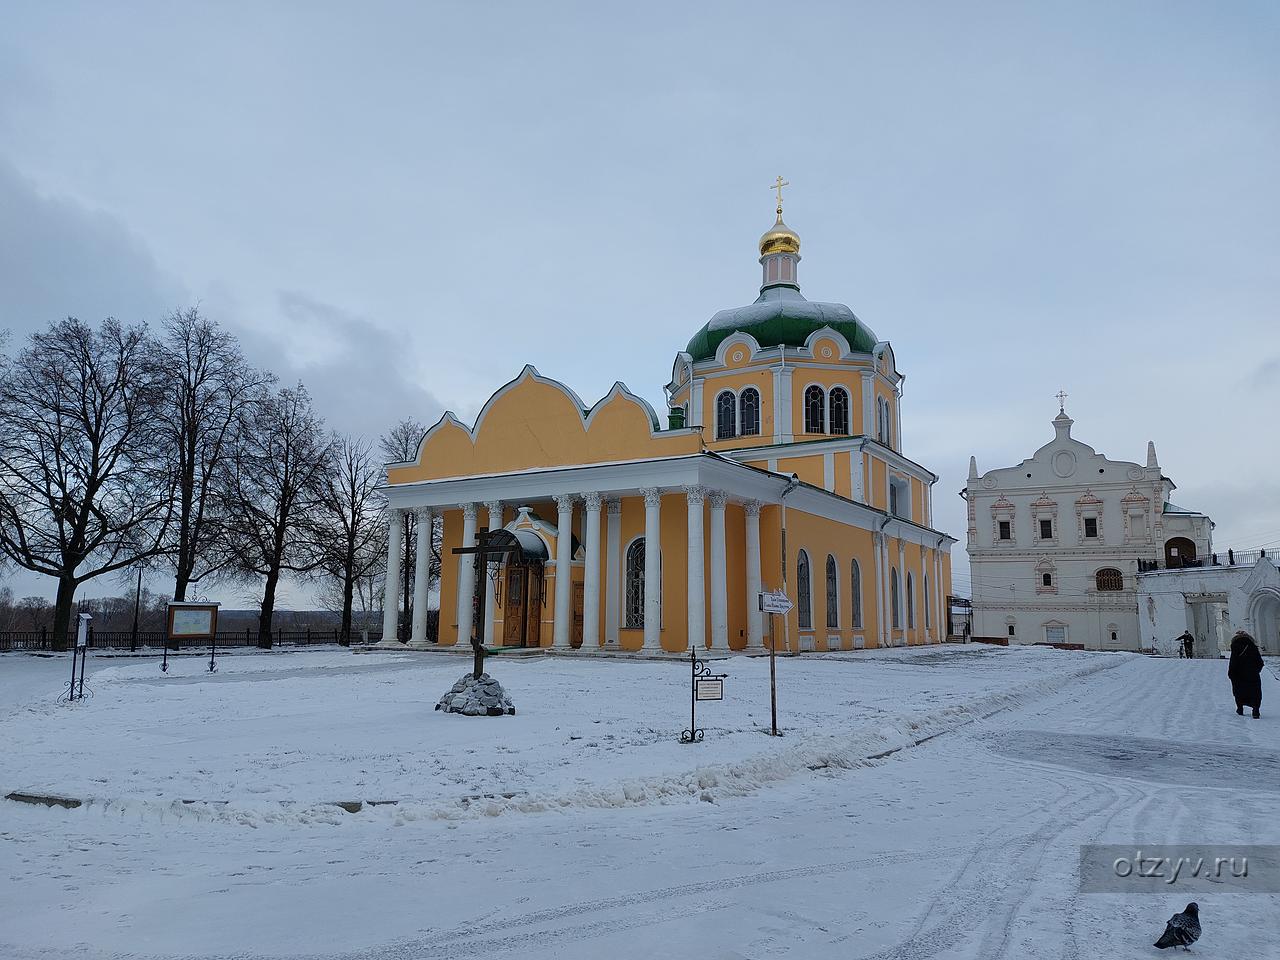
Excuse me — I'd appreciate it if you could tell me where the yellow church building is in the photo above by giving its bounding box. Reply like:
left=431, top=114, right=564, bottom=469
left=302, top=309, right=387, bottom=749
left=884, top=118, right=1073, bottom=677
left=379, top=188, right=955, bottom=655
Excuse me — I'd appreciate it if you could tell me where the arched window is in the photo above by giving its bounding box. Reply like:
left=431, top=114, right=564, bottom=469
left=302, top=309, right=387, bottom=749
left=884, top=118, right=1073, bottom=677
left=891, top=568, right=901, bottom=629
left=804, top=385, right=825, bottom=434
left=829, top=387, right=850, bottom=435
left=850, top=559, right=863, bottom=628
left=1095, top=568, right=1124, bottom=592
left=877, top=396, right=893, bottom=446
left=624, top=538, right=646, bottom=627
left=715, top=391, right=736, bottom=440
left=797, top=550, right=812, bottom=630
left=825, top=555, right=839, bottom=628
left=739, top=388, right=761, bottom=437
left=906, top=573, right=915, bottom=629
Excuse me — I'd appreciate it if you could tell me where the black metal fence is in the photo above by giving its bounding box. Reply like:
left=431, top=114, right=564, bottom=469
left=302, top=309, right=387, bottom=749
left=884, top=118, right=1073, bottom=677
left=0, top=627, right=379, bottom=653
left=1137, top=548, right=1268, bottom=573
left=0, top=609, right=440, bottom=652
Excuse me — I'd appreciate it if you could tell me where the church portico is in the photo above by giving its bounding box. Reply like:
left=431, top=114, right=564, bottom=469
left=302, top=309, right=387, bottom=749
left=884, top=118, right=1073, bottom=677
left=382, top=453, right=789, bottom=654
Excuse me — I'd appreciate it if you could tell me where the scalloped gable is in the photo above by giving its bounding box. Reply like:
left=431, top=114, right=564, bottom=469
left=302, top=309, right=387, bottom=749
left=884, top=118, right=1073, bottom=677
left=387, top=367, right=701, bottom=483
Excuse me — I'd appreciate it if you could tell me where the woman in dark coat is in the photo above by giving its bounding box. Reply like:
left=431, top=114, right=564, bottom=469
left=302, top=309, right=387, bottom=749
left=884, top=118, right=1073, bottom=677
left=1228, top=630, right=1264, bottom=719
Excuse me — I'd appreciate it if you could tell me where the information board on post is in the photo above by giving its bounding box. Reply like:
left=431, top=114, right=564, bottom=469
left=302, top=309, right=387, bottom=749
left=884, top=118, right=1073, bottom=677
left=166, top=602, right=220, bottom=640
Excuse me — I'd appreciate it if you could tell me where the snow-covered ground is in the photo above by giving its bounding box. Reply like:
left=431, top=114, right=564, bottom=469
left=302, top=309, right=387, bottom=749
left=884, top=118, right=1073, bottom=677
left=1, top=646, right=1276, bottom=958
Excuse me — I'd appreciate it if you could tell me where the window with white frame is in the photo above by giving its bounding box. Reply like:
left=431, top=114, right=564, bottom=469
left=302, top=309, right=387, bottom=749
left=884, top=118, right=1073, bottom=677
left=738, top=388, right=760, bottom=437
left=889, top=476, right=911, bottom=520
left=804, top=386, right=825, bottom=434
left=1044, top=623, right=1067, bottom=644
left=891, top=568, right=901, bottom=629
left=825, top=555, right=839, bottom=628
left=906, top=572, right=915, bottom=629
left=829, top=387, right=850, bottom=435
left=624, top=538, right=646, bottom=628
left=797, top=550, right=813, bottom=630
left=850, top=559, right=863, bottom=628
left=715, top=391, right=736, bottom=439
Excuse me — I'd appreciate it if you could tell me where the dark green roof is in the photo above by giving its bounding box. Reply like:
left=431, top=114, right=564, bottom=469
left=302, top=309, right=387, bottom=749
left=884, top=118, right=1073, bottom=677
left=686, top=287, right=878, bottom=361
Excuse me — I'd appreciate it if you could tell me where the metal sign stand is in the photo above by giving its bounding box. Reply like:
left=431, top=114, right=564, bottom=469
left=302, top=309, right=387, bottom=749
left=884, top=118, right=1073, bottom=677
left=679, top=649, right=728, bottom=744
left=60, top=613, right=92, bottom=703
left=759, top=590, right=793, bottom=737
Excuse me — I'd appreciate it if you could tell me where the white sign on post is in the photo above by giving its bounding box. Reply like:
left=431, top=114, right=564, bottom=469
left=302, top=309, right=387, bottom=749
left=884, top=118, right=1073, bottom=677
left=695, top=678, right=724, bottom=701
left=759, top=590, right=793, bottom=615
left=75, top=613, right=91, bottom=649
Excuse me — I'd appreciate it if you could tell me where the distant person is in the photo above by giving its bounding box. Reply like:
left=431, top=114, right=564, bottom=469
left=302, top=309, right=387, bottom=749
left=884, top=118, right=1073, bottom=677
left=1178, top=631, right=1194, bottom=659
left=1227, top=630, right=1264, bottom=719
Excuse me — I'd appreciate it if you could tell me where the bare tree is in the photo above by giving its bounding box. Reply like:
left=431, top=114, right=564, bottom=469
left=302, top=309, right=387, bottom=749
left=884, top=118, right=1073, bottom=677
left=314, top=434, right=386, bottom=644
left=379, top=418, right=426, bottom=636
left=0, top=318, right=172, bottom=648
left=157, top=307, right=274, bottom=601
left=223, top=384, right=333, bottom=647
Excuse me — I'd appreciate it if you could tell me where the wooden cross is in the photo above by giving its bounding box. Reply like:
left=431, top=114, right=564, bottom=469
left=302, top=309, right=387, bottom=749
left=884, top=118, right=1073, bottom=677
left=771, top=175, right=789, bottom=215
left=1055, top=390, right=1068, bottom=414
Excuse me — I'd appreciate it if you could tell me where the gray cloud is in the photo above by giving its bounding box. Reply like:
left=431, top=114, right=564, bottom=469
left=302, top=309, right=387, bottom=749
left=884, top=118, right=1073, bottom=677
left=0, top=159, right=183, bottom=334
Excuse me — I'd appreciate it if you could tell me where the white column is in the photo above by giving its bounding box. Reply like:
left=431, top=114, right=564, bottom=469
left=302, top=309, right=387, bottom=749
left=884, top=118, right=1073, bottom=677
left=894, top=387, right=903, bottom=451
left=934, top=545, right=945, bottom=641
left=898, top=541, right=908, bottom=643
left=920, top=548, right=932, bottom=642
left=709, top=490, right=728, bottom=649
left=852, top=449, right=865, bottom=503
left=873, top=531, right=886, bottom=647
left=407, top=507, right=434, bottom=647
left=456, top=503, right=478, bottom=646
left=641, top=487, right=662, bottom=650
left=744, top=500, right=764, bottom=650
left=378, top=508, right=404, bottom=646
left=483, top=501, right=503, bottom=646
left=774, top=366, right=794, bottom=443
left=604, top=498, right=622, bottom=647
left=861, top=372, right=874, bottom=436
left=552, top=494, right=575, bottom=648
left=582, top=492, right=602, bottom=649
left=685, top=486, right=706, bottom=651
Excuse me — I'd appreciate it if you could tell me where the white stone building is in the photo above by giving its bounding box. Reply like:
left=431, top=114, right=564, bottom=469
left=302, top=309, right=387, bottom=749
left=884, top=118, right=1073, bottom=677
left=1138, top=554, right=1280, bottom=658
left=963, top=405, right=1213, bottom=650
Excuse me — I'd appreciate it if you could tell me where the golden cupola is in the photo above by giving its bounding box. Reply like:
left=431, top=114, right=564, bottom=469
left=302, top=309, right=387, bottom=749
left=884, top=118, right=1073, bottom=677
left=758, top=212, right=801, bottom=256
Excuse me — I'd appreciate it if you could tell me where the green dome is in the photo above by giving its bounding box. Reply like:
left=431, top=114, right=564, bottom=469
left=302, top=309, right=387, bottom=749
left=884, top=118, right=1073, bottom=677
left=685, top=287, right=878, bottom=362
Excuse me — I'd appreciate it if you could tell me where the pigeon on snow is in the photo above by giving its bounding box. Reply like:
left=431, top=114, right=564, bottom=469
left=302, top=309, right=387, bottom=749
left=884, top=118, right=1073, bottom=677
left=1154, top=901, right=1201, bottom=950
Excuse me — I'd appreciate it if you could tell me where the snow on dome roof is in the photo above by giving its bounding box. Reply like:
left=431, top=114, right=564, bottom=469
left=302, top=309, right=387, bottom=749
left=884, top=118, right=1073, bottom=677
left=685, top=286, right=878, bottom=362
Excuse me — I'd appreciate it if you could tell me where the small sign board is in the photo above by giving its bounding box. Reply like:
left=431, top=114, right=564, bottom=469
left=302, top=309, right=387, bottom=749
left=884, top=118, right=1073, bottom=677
left=166, top=602, right=220, bottom=640
left=759, top=590, right=794, bottom=615
left=75, top=613, right=91, bottom=649
left=695, top=678, right=723, bottom=701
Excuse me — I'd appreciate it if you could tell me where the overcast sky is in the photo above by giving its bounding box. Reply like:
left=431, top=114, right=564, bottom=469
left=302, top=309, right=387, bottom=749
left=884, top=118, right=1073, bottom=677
left=2, top=1, right=1277, bottom=608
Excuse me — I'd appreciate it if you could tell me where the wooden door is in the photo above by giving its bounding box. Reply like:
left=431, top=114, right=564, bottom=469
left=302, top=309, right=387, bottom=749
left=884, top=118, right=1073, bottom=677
left=502, top=567, right=525, bottom=647
left=524, top=565, right=544, bottom=647
left=571, top=582, right=585, bottom=649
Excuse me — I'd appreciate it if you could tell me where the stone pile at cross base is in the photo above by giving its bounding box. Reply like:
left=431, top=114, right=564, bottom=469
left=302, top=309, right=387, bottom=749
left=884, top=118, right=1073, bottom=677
left=435, top=672, right=516, bottom=716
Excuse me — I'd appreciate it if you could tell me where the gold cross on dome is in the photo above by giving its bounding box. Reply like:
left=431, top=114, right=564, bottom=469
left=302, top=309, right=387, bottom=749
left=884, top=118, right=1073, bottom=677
left=1055, top=389, right=1068, bottom=414
left=771, top=175, right=789, bottom=216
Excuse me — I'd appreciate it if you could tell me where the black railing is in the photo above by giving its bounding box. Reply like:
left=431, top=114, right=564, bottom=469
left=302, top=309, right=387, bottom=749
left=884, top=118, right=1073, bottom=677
left=0, top=627, right=381, bottom=653
left=1137, top=548, right=1268, bottom=573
